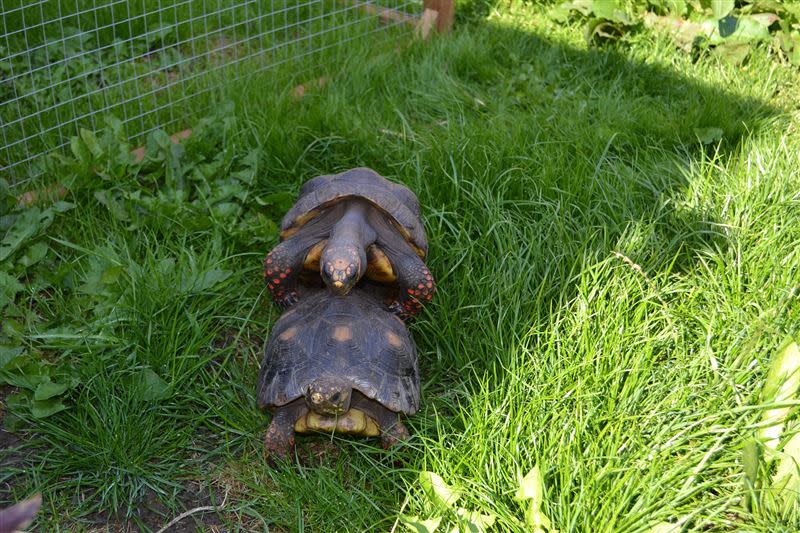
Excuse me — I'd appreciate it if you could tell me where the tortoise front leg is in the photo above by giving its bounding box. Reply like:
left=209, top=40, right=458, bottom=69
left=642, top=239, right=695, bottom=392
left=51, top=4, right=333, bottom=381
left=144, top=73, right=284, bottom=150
left=264, top=238, right=312, bottom=310
left=264, top=400, right=308, bottom=458
left=382, top=248, right=435, bottom=322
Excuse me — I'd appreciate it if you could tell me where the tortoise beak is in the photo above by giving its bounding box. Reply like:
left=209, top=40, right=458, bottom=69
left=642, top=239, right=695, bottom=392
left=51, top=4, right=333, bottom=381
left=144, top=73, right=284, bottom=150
left=325, top=270, right=355, bottom=295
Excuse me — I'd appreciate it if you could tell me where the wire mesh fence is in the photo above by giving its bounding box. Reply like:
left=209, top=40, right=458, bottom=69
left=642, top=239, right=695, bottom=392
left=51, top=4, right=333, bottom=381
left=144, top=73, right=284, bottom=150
left=1, top=0, right=420, bottom=183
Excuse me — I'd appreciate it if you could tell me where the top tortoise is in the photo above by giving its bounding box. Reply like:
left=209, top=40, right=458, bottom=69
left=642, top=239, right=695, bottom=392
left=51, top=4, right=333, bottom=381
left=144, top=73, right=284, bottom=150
left=264, top=168, right=435, bottom=321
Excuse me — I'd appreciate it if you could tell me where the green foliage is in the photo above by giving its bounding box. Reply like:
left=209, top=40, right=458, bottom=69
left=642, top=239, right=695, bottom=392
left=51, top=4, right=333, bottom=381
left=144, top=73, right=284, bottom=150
left=0, top=184, right=77, bottom=421
left=548, top=0, right=800, bottom=65
left=53, top=105, right=279, bottom=250
left=404, top=469, right=555, bottom=532
left=420, top=471, right=463, bottom=510
left=402, top=471, right=499, bottom=533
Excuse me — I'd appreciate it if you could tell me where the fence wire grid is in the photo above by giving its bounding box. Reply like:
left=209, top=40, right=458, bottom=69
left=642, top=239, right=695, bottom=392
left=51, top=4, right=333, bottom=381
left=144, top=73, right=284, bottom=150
left=1, top=0, right=420, bottom=183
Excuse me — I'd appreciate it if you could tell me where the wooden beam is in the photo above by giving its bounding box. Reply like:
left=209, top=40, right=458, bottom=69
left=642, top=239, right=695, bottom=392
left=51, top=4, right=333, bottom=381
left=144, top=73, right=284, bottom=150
left=415, top=9, right=438, bottom=40
left=340, top=0, right=417, bottom=26
left=422, top=0, right=454, bottom=33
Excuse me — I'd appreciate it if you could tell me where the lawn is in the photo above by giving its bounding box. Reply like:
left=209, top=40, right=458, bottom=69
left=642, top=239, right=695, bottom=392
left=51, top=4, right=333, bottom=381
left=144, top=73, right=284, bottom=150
left=2, top=1, right=800, bottom=531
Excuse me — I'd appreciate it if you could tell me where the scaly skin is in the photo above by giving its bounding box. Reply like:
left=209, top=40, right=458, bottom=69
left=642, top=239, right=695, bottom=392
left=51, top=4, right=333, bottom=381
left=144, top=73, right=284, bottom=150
left=349, top=392, right=410, bottom=449
left=319, top=202, right=375, bottom=295
left=382, top=247, right=435, bottom=322
left=263, top=239, right=309, bottom=310
left=263, top=400, right=307, bottom=458
left=266, top=198, right=435, bottom=318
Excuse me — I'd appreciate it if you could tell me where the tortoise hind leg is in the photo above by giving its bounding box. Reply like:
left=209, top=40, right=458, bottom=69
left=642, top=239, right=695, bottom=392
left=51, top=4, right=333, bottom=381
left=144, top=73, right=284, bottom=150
left=264, top=400, right=308, bottom=458
left=350, top=392, right=410, bottom=449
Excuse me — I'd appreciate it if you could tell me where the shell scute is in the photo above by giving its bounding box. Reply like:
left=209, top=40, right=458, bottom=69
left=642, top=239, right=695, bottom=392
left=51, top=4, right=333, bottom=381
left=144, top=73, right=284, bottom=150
left=257, top=288, right=420, bottom=414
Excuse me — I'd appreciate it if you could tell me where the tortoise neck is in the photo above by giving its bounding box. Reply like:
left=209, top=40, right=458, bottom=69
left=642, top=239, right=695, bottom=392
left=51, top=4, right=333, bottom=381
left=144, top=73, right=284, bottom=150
left=329, top=200, right=376, bottom=248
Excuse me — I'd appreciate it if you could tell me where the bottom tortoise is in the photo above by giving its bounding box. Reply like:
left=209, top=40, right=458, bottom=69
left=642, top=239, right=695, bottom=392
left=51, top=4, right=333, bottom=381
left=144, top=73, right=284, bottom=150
left=257, top=286, right=420, bottom=456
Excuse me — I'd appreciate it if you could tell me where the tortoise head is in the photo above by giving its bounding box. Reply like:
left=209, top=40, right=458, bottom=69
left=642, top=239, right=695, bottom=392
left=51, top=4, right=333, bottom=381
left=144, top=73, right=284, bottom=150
left=305, top=379, right=352, bottom=416
left=320, top=243, right=366, bottom=296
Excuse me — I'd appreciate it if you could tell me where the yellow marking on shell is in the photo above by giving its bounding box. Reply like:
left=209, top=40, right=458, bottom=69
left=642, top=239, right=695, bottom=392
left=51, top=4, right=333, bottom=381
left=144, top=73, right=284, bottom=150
left=385, top=216, right=425, bottom=258
left=278, top=327, right=298, bottom=341
left=332, top=326, right=353, bottom=342
left=280, top=226, right=298, bottom=240
left=281, top=209, right=322, bottom=240
left=294, top=408, right=381, bottom=436
left=303, top=240, right=328, bottom=270
left=280, top=195, right=425, bottom=258
left=365, top=245, right=396, bottom=283
left=385, top=330, right=403, bottom=348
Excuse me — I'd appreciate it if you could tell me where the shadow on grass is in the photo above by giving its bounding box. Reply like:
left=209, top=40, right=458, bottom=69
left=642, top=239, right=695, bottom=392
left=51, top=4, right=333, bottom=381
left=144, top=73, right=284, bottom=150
left=257, top=13, right=780, bottom=335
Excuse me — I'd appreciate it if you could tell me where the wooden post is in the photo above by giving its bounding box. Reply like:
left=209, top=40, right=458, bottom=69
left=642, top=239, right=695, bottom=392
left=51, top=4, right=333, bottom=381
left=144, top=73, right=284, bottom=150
left=422, top=0, right=454, bottom=33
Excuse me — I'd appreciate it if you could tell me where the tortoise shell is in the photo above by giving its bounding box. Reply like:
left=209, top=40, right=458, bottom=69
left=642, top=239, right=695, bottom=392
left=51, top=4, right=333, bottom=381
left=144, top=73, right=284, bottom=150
left=279, top=167, right=428, bottom=258
left=257, top=287, right=420, bottom=414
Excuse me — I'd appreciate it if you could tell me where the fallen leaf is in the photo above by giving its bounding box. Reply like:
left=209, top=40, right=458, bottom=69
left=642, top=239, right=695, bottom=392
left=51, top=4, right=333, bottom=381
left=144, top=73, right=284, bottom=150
left=711, top=0, right=734, bottom=20
left=694, top=127, right=723, bottom=144
left=419, top=471, right=461, bottom=509
left=401, top=515, right=442, bottom=533
left=643, top=13, right=716, bottom=51
left=758, top=338, right=800, bottom=452
left=771, top=428, right=800, bottom=505
left=455, top=508, right=496, bottom=532
left=516, top=466, right=553, bottom=532
left=34, top=380, right=68, bottom=401
left=30, top=397, right=67, bottom=418
left=136, top=368, right=171, bottom=401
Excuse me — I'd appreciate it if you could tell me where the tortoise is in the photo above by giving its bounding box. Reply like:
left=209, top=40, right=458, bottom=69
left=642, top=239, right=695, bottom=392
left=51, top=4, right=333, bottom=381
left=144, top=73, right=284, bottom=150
left=257, top=286, right=419, bottom=456
left=263, top=167, right=435, bottom=322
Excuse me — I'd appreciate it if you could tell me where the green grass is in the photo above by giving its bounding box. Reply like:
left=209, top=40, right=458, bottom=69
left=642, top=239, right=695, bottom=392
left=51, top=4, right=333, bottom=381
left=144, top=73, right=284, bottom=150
left=3, top=1, right=800, bottom=531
